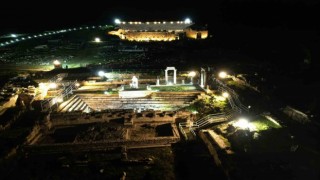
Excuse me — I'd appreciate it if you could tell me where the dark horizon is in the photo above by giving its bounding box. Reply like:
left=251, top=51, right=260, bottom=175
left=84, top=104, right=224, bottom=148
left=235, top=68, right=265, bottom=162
left=0, top=0, right=319, bottom=34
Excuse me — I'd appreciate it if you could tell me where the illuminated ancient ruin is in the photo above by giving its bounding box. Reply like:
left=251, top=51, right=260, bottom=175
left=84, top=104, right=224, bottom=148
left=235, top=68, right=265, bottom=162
left=109, top=19, right=208, bottom=41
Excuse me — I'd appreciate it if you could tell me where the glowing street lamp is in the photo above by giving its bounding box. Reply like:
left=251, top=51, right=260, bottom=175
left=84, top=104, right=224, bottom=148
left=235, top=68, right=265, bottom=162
left=56, top=97, right=63, bottom=103
left=234, top=118, right=249, bottom=128
left=184, top=18, right=191, bottom=24
left=114, top=19, right=121, bottom=24
left=218, top=71, right=227, bottom=79
left=53, top=60, right=61, bottom=65
left=98, top=71, right=105, bottom=77
left=188, top=71, right=196, bottom=77
left=216, top=96, right=226, bottom=101
left=38, top=83, right=46, bottom=89
left=94, top=37, right=101, bottom=43
left=53, top=60, right=62, bottom=69
left=222, top=92, right=229, bottom=98
left=192, top=110, right=198, bottom=115
left=233, top=118, right=255, bottom=131
left=48, top=83, right=57, bottom=89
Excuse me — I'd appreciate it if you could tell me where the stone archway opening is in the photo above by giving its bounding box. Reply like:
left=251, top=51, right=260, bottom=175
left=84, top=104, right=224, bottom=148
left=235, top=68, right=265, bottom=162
left=165, top=67, right=177, bottom=85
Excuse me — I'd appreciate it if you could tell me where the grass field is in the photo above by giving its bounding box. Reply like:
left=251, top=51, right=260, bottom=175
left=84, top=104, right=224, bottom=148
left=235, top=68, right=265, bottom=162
left=151, top=85, right=200, bottom=92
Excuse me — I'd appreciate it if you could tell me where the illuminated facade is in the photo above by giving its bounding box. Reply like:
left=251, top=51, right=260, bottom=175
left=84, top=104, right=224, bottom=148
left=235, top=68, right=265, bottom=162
left=185, top=29, right=208, bottom=39
left=109, top=19, right=208, bottom=41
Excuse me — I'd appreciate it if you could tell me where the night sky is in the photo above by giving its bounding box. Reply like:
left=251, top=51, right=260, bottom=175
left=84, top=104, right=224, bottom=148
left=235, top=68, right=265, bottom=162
left=0, top=0, right=318, bottom=33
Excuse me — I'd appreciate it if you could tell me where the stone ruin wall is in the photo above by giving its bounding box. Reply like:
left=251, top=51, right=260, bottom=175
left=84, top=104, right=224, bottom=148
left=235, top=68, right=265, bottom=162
left=123, top=32, right=177, bottom=42
left=47, top=110, right=191, bottom=127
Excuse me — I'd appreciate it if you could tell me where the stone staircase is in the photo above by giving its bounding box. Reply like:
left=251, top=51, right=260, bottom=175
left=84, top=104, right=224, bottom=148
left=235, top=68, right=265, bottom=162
left=59, top=92, right=201, bottom=112
left=57, top=95, right=90, bottom=113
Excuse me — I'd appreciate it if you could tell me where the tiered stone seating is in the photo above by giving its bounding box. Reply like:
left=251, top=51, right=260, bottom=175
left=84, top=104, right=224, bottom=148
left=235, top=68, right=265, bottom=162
left=57, top=95, right=89, bottom=112
left=76, top=92, right=201, bottom=111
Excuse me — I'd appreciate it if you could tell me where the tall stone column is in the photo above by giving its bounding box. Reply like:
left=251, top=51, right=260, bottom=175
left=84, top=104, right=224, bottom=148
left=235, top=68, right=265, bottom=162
left=204, top=70, right=206, bottom=87
left=173, top=70, right=177, bottom=84
left=165, top=70, right=168, bottom=84
left=200, top=68, right=205, bottom=88
left=136, top=77, right=139, bottom=88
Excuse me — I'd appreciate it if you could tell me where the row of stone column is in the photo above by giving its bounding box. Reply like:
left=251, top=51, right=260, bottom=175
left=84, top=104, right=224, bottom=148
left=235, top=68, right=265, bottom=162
left=157, top=67, right=207, bottom=87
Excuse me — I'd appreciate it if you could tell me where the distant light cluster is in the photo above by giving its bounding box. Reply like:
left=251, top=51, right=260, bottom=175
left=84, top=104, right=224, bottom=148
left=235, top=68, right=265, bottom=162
left=114, top=18, right=193, bottom=25
left=0, top=24, right=112, bottom=47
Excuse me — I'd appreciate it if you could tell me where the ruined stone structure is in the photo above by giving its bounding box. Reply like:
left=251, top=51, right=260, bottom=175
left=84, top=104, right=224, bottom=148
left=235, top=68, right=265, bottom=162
left=24, top=110, right=192, bottom=154
left=185, top=29, right=208, bottom=39
left=109, top=20, right=208, bottom=41
left=58, top=91, right=202, bottom=112
left=165, top=67, right=177, bottom=85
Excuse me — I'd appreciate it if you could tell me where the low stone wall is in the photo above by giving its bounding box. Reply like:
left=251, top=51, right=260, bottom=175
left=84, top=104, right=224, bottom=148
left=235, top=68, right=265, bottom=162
left=27, top=110, right=183, bottom=154
left=124, top=32, right=178, bottom=41
left=199, top=130, right=222, bottom=167
left=49, top=112, right=113, bottom=126
left=132, top=111, right=177, bottom=123
left=171, top=124, right=180, bottom=138
left=282, top=106, right=310, bottom=124
left=119, top=90, right=152, bottom=98
left=48, top=110, right=188, bottom=126
left=0, top=108, right=25, bottom=132
left=24, top=137, right=180, bottom=154
left=25, top=125, right=42, bottom=145
left=83, top=79, right=157, bottom=86
left=231, top=76, right=260, bottom=92
left=0, top=95, right=18, bottom=114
